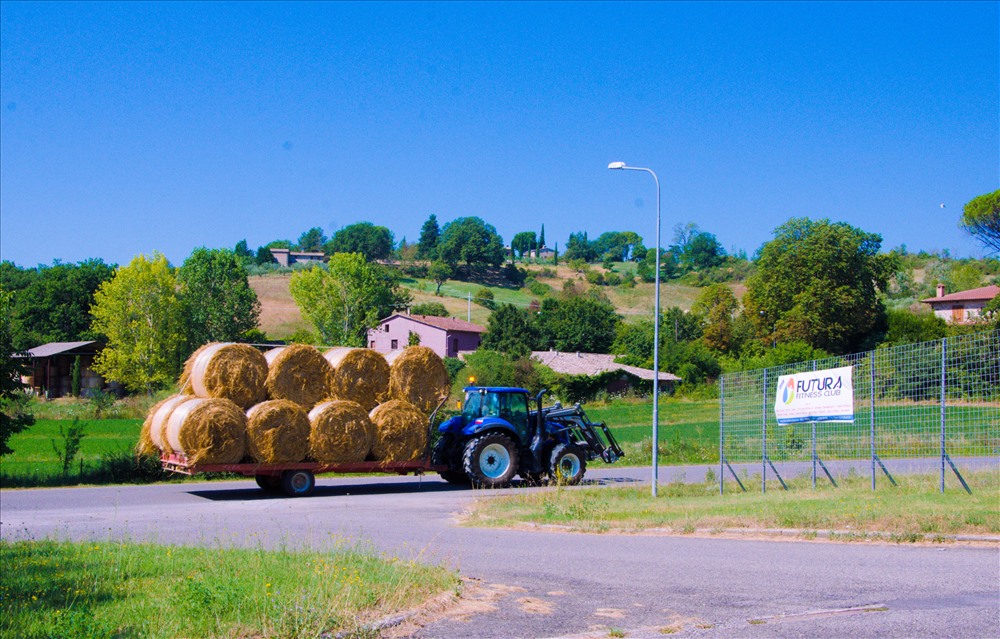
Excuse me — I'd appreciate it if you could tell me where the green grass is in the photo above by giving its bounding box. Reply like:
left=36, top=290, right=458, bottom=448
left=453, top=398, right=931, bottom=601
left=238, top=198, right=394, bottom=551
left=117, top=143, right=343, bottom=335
left=1, top=418, right=143, bottom=480
left=0, top=538, right=459, bottom=639
left=464, top=470, right=1000, bottom=540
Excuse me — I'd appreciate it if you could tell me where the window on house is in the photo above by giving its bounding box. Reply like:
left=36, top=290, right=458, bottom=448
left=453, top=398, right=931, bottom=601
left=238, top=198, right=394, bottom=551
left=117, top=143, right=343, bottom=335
left=391, top=339, right=398, bottom=349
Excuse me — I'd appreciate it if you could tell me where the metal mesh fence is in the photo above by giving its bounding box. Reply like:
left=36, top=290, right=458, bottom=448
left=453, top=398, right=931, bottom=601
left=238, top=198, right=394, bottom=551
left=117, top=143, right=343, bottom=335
left=720, top=330, right=1000, bottom=491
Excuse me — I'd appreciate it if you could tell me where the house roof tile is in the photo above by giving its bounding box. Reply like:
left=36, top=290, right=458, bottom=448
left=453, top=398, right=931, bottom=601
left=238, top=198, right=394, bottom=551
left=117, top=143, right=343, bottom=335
left=385, top=314, right=486, bottom=333
left=531, top=350, right=681, bottom=382
left=921, top=285, right=1000, bottom=304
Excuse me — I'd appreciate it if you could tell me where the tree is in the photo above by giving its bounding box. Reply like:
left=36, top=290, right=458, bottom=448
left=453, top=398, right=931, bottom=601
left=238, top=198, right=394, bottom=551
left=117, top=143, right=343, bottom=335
left=592, top=231, right=645, bottom=262
left=743, top=218, right=897, bottom=354
left=438, top=217, right=505, bottom=267
left=882, top=308, right=947, bottom=346
left=411, top=302, right=449, bottom=317
left=178, top=247, right=261, bottom=347
left=8, top=259, right=115, bottom=350
left=289, top=253, right=411, bottom=346
left=234, top=239, right=254, bottom=263
left=326, top=222, right=394, bottom=261
left=539, top=224, right=546, bottom=249
left=960, top=189, right=1000, bottom=253
left=297, top=227, right=327, bottom=252
left=90, top=253, right=187, bottom=393
left=563, top=231, right=597, bottom=262
left=692, top=284, right=739, bottom=353
left=427, top=260, right=453, bottom=295
left=417, top=214, right=441, bottom=260
left=684, top=231, right=726, bottom=270
left=481, top=304, right=541, bottom=356
left=511, top=231, right=537, bottom=259
left=0, top=287, right=34, bottom=456
left=537, top=294, right=620, bottom=353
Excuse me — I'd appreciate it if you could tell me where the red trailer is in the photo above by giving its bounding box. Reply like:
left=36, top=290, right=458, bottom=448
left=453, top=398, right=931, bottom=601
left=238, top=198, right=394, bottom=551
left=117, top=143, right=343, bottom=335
left=161, top=453, right=446, bottom=497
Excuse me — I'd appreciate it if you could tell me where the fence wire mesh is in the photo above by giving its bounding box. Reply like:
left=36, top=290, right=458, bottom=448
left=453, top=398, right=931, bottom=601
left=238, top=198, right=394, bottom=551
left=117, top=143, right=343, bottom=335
left=720, top=330, right=1000, bottom=490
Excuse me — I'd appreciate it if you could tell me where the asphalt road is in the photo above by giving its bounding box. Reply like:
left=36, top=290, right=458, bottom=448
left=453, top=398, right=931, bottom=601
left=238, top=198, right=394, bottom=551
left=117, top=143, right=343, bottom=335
left=2, top=467, right=998, bottom=638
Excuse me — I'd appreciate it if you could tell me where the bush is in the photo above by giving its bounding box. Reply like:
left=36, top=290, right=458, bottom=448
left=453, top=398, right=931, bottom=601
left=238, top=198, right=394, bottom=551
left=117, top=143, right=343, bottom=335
left=443, top=357, right=466, bottom=383
left=412, top=302, right=449, bottom=317
left=474, top=287, right=496, bottom=310
left=585, top=271, right=605, bottom=286
left=526, top=279, right=550, bottom=296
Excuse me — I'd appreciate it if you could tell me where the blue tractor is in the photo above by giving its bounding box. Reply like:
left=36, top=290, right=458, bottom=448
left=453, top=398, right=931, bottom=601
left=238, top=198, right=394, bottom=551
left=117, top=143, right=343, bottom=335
left=432, top=387, right=624, bottom=488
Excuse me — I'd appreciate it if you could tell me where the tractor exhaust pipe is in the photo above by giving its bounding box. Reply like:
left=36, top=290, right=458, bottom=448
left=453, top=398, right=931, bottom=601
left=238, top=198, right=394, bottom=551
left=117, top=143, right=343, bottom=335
left=530, top=389, right=550, bottom=473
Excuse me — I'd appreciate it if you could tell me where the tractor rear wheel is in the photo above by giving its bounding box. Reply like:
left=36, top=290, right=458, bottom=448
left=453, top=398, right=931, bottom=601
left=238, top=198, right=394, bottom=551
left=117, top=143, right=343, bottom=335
left=550, top=443, right=586, bottom=485
left=463, top=432, right=519, bottom=489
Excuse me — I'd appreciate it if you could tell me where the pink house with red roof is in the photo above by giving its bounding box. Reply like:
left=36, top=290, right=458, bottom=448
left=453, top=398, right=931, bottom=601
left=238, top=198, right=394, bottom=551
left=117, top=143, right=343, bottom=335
left=920, top=284, right=999, bottom=324
left=368, top=314, right=486, bottom=358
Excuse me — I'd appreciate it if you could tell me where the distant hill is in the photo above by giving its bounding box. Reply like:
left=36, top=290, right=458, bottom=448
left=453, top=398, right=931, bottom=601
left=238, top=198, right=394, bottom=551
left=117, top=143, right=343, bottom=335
left=249, top=262, right=747, bottom=340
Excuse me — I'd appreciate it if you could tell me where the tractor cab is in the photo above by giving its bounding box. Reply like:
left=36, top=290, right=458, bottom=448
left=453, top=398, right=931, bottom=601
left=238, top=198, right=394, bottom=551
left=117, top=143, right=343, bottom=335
left=443, top=387, right=533, bottom=443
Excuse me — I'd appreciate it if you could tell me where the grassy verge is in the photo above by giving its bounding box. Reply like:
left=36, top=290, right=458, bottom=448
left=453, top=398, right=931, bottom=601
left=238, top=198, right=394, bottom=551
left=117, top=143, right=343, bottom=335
left=1, top=538, right=459, bottom=639
left=463, top=470, right=1000, bottom=541
left=585, top=396, right=719, bottom=465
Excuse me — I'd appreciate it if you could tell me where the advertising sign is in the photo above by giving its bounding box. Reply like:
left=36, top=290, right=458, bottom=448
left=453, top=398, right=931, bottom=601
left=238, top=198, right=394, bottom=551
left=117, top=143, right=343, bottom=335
left=774, top=366, right=854, bottom=424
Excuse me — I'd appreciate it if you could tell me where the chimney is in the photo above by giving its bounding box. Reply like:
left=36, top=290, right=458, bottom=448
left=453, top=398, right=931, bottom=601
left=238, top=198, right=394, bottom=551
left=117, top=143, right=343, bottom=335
left=937, top=284, right=945, bottom=298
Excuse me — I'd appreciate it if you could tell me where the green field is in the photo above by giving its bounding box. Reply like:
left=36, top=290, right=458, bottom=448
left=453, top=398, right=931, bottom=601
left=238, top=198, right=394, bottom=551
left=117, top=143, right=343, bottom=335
left=1, top=538, right=458, bottom=639
left=0, top=419, right=143, bottom=485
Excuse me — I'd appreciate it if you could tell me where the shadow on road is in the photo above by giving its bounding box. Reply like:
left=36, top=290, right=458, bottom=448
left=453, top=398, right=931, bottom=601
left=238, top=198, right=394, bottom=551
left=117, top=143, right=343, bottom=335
left=186, top=474, right=643, bottom=501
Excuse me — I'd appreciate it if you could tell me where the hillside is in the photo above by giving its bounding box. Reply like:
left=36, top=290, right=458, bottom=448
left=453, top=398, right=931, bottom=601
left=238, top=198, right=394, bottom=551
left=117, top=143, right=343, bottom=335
left=250, top=263, right=746, bottom=339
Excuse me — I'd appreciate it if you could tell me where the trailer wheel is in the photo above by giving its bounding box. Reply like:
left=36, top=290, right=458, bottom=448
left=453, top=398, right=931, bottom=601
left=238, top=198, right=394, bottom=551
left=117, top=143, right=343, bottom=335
left=254, top=475, right=281, bottom=492
left=550, top=443, right=586, bottom=485
left=463, top=432, right=519, bottom=489
left=281, top=470, right=315, bottom=497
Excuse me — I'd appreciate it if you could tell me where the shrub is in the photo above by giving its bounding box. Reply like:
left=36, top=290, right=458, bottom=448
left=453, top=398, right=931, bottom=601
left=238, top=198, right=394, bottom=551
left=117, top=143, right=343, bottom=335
left=412, top=302, right=449, bottom=317
left=474, top=287, right=496, bottom=310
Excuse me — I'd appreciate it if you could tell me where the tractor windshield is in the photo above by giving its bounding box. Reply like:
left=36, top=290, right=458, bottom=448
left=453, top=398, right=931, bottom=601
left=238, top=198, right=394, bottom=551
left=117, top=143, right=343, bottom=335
left=462, top=390, right=500, bottom=420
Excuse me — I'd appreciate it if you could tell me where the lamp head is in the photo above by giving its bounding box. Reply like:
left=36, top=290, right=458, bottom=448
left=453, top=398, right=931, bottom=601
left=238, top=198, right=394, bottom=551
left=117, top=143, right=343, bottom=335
left=607, top=161, right=626, bottom=170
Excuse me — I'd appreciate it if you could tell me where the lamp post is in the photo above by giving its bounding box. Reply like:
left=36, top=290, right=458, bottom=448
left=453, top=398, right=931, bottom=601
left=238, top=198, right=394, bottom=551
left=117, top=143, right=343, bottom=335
left=608, top=161, right=661, bottom=497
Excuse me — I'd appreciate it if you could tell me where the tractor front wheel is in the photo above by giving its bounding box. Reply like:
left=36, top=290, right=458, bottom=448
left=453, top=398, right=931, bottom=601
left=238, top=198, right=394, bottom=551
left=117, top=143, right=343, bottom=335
left=550, top=443, right=586, bottom=485
left=463, top=432, right=519, bottom=489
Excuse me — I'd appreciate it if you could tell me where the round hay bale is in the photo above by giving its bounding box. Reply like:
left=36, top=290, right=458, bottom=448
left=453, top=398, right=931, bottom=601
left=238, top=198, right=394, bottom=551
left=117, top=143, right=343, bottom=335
left=178, top=343, right=214, bottom=394
left=136, top=397, right=173, bottom=457
left=246, top=400, right=310, bottom=464
left=368, top=399, right=428, bottom=462
left=165, top=397, right=247, bottom=464
left=324, top=348, right=390, bottom=411
left=387, top=346, right=450, bottom=414
left=190, top=343, right=268, bottom=409
left=264, top=345, right=333, bottom=409
left=147, top=394, right=193, bottom=454
left=308, top=400, right=374, bottom=463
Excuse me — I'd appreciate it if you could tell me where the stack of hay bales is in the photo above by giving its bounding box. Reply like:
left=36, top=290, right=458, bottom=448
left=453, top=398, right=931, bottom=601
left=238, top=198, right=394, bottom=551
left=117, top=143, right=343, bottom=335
left=144, top=342, right=451, bottom=466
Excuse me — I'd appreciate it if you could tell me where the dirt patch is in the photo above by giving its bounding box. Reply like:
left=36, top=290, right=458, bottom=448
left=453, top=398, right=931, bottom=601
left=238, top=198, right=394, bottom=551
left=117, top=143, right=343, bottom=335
left=517, top=597, right=555, bottom=614
left=382, top=578, right=527, bottom=638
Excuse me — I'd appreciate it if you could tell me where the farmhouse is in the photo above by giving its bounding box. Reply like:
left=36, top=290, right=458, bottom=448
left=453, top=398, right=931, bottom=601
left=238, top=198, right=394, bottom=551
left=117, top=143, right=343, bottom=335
left=529, top=246, right=556, bottom=260
left=269, top=248, right=326, bottom=267
left=920, top=284, right=999, bottom=324
left=17, top=341, right=107, bottom=398
left=531, top=350, right=682, bottom=394
left=369, top=314, right=486, bottom=359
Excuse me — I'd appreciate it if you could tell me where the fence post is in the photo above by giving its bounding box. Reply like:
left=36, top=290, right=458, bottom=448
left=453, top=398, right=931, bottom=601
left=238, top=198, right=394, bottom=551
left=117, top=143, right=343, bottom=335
left=870, top=350, right=876, bottom=491
left=719, top=376, right=725, bottom=495
left=812, top=360, right=817, bottom=490
left=762, top=369, right=768, bottom=494
left=940, top=337, right=947, bottom=493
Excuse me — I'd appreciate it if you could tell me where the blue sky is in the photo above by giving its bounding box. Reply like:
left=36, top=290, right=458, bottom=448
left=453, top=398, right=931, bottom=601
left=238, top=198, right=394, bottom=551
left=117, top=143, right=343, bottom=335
left=1, top=1, right=997, bottom=268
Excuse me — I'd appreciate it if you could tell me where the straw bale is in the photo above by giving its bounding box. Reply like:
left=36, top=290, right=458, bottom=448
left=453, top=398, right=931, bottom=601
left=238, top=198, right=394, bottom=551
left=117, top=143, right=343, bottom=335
left=387, top=346, right=450, bottom=414
left=136, top=397, right=170, bottom=457
left=190, top=343, right=268, bottom=409
left=324, top=347, right=390, bottom=411
left=165, top=397, right=247, bottom=464
left=368, top=399, right=428, bottom=462
left=264, top=345, right=333, bottom=409
left=148, top=394, right=193, bottom=454
left=245, top=400, right=310, bottom=464
left=178, top=343, right=214, bottom=395
left=308, top=400, right=374, bottom=463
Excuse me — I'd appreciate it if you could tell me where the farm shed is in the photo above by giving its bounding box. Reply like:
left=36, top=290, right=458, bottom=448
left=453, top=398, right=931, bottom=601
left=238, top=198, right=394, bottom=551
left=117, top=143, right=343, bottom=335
left=921, top=284, right=999, bottom=324
left=18, top=341, right=106, bottom=398
left=369, top=314, right=485, bottom=359
left=269, top=248, right=326, bottom=267
left=531, top=350, right=682, bottom=395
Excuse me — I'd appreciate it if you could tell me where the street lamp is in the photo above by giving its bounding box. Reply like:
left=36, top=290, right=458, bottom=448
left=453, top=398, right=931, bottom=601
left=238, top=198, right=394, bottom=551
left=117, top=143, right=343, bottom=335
left=608, top=161, right=661, bottom=497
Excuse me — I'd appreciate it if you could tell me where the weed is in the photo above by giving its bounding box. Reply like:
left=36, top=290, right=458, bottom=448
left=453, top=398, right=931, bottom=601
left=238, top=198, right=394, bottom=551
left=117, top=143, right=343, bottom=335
left=50, top=418, right=86, bottom=479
